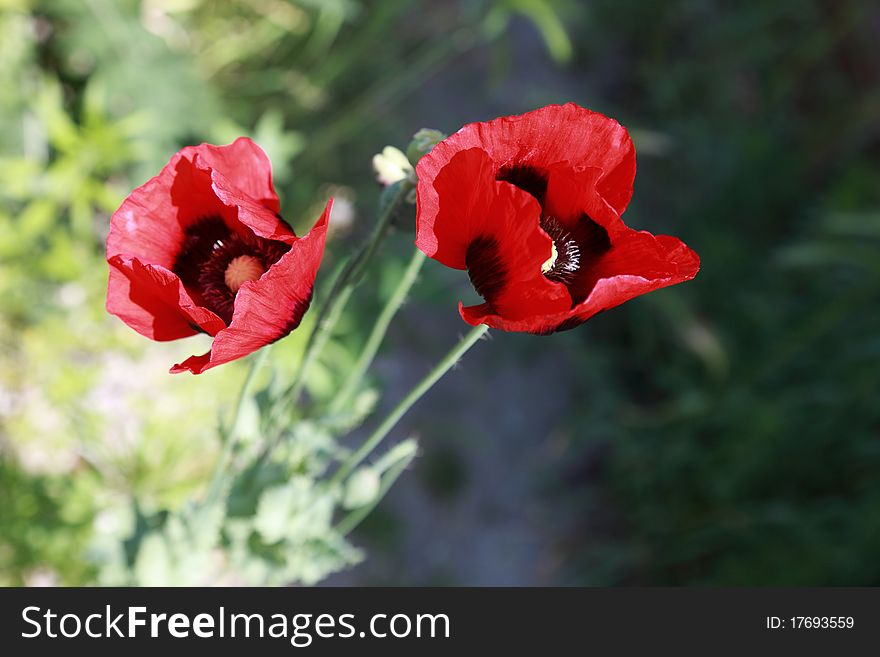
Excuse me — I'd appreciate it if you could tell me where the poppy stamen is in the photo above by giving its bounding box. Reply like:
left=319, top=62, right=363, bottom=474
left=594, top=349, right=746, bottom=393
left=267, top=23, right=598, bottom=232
left=540, top=217, right=580, bottom=284
left=224, top=255, right=266, bottom=293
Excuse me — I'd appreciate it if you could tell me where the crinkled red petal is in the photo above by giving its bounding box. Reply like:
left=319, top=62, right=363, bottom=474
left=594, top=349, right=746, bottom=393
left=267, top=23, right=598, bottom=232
left=107, top=138, right=286, bottom=267
left=184, top=137, right=281, bottom=213
left=565, top=230, right=700, bottom=326
left=416, top=103, right=636, bottom=243
left=106, top=256, right=226, bottom=340
left=207, top=163, right=295, bottom=244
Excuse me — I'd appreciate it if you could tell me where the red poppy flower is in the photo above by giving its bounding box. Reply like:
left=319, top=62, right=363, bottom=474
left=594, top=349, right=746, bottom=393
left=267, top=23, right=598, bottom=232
left=415, top=103, right=699, bottom=333
left=106, top=137, right=331, bottom=374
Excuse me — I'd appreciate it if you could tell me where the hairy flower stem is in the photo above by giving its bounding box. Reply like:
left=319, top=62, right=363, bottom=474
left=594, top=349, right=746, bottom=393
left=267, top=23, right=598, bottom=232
left=268, top=179, right=414, bottom=440
left=329, top=248, right=427, bottom=414
left=205, top=347, right=268, bottom=503
left=330, top=323, right=490, bottom=488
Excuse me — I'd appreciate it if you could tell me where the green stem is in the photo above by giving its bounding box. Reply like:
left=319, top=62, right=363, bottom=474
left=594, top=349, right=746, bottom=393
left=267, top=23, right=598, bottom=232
left=205, top=348, right=268, bottom=503
left=329, top=248, right=427, bottom=414
left=335, top=449, right=416, bottom=536
left=330, top=323, right=489, bottom=487
left=274, top=179, right=413, bottom=422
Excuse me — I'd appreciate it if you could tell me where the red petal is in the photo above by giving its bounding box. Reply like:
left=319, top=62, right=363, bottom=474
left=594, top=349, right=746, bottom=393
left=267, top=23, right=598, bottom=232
left=207, top=165, right=294, bottom=244
left=574, top=230, right=697, bottom=298
left=460, top=184, right=572, bottom=321
left=541, top=164, right=628, bottom=237
left=415, top=147, right=498, bottom=268
left=417, top=103, right=636, bottom=227
left=107, top=152, right=199, bottom=270
left=107, top=256, right=226, bottom=340
left=170, top=200, right=332, bottom=374
left=551, top=231, right=699, bottom=330
left=107, top=138, right=287, bottom=268
left=186, top=137, right=281, bottom=213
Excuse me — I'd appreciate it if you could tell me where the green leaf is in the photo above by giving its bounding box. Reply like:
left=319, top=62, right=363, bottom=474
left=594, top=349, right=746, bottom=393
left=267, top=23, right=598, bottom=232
left=253, top=477, right=334, bottom=544
left=187, top=503, right=225, bottom=552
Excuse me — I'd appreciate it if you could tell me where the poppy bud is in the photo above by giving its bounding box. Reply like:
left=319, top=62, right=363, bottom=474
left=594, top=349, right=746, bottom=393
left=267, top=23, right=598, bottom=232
left=372, top=146, right=413, bottom=187
left=406, top=128, right=446, bottom=167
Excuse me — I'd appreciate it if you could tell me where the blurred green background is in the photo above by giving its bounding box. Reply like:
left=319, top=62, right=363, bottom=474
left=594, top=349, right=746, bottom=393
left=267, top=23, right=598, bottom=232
left=1, top=0, right=878, bottom=585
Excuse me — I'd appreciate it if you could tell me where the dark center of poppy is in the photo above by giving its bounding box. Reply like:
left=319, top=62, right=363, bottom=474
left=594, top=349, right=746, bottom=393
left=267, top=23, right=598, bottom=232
left=539, top=217, right=581, bottom=284
left=494, top=163, right=614, bottom=298
left=172, top=216, right=290, bottom=325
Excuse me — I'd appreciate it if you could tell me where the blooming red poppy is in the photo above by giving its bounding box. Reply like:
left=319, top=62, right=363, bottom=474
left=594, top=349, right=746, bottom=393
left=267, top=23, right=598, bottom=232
left=415, top=103, right=699, bottom=333
left=106, top=137, right=331, bottom=374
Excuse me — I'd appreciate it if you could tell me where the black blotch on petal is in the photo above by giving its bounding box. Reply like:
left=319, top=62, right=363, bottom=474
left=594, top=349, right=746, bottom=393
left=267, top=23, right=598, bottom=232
left=465, top=235, right=507, bottom=303
left=566, top=214, right=613, bottom=306
left=574, top=214, right=612, bottom=259
left=496, top=164, right=548, bottom=205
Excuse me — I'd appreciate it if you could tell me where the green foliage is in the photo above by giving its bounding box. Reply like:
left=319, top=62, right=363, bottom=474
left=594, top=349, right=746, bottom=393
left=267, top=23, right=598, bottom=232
left=0, top=0, right=486, bottom=585
left=484, top=0, right=574, bottom=64
left=560, top=0, right=880, bottom=585
left=0, top=456, right=97, bottom=585
left=10, top=0, right=869, bottom=589
left=3, top=0, right=487, bottom=585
